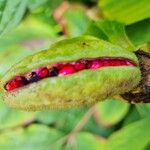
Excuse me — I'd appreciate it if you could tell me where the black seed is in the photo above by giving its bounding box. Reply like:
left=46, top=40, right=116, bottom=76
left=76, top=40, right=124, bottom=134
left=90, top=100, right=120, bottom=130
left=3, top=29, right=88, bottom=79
left=27, top=72, right=40, bottom=83
left=22, top=77, right=28, bottom=85
left=49, top=67, right=59, bottom=77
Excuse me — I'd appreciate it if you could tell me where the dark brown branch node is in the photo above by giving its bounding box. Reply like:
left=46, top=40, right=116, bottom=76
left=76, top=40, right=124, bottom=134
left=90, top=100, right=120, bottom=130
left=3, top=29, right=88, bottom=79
left=122, top=50, right=150, bottom=103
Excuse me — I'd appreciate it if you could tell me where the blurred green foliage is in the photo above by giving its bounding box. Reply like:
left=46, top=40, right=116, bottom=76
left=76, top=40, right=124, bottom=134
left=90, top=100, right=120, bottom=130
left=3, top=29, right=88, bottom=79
left=99, top=0, right=150, bottom=25
left=0, top=0, right=150, bottom=149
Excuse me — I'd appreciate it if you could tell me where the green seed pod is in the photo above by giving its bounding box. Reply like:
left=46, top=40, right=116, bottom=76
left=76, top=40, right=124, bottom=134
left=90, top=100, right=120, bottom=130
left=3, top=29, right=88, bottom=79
left=0, top=36, right=141, bottom=111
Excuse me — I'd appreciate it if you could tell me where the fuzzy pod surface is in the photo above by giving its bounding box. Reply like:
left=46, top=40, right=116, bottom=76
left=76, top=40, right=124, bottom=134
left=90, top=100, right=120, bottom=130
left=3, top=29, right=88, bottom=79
left=0, top=36, right=141, bottom=111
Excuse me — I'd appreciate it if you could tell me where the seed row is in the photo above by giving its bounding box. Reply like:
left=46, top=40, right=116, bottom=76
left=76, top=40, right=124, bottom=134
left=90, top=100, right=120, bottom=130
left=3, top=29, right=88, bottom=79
left=4, top=57, right=136, bottom=91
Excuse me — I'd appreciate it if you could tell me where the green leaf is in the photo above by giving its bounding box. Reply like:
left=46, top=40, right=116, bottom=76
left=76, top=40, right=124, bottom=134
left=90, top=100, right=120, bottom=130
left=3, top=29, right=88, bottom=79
left=95, top=99, right=129, bottom=126
left=36, top=108, right=114, bottom=136
left=83, top=117, right=114, bottom=137
left=136, top=103, right=150, bottom=118
left=123, top=106, right=141, bottom=126
left=85, top=20, right=135, bottom=51
left=0, top=12, right=59, bottom=76
left=63, top=8, right=91, bottom=37
left=0, top=47, right=35, bottom=76
left=0, top=124, right=63, bottom=150
left=28, top=0, right=63, bottom=12
left=36, top=108, right=88, bottom=132
left=105, top=118, right=150, bottom=150
left=27, top=0, right=48, bottom=11
left=99, top=0, right=150, bottom=25
left=0, top=0, right=28, bottom=36
left=84, top=21, right=108, bottom=40
left=0, top=101, right=35, bottom=130
left=0, top=12, right=59, bottom=52
left=126, top=18, right=150, bottom=46
left=65, top=132, right=105, bottom=150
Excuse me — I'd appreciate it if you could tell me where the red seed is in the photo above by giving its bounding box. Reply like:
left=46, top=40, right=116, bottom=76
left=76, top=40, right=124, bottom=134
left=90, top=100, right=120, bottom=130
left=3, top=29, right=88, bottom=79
left=125, top=60, right=135, bottom=66
left=104, top=59, right=121, bottom=67
left=54, top=63, right=66, bottom=70
left=107, top=59, right=127, bottom=66
left=101, top=59, right=110, bottom=66
left=59, top=64, right=76, bottom=76
left=88, top=59, right=103, bottom=69
left=36, top=67, right=49, bottom=79
left=5, top=76, right=26, bottom=91
left=74, top=60, right=86, bottom=71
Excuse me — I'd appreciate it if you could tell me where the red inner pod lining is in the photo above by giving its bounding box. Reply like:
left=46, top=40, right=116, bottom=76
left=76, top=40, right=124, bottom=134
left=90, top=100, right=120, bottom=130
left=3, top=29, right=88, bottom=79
left=4, top=57, right=137, bottom=91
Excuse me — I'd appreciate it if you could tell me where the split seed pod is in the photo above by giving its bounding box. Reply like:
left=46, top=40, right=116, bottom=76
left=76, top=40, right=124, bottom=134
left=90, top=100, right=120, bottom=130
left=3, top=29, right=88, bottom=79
left=0, top=36, right=141, bottom=111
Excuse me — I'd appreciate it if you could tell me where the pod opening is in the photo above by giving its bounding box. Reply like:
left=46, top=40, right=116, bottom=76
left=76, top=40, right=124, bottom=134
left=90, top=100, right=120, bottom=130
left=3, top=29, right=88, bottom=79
left=4, top=57, right=137, bottom=91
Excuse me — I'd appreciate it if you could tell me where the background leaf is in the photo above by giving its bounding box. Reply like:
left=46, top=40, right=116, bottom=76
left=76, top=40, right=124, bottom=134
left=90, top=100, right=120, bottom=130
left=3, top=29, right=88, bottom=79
left=36, top=108, right=88, bottom=132
left=136, top=103, right=150, bottom=118
left=126, top=18, right=150, bottom=46
left=65, top=132, right=105, bottom=150
left=0, top=0, right=28, bottom=36
left=85, top=20, right=135, bottom=50
left=95, top=99, right=129, bottom=126
left=27, top=0, right=48, bottom=11
left=28, top=0, right=63, bottom=12
left=63, top=8, right=91, bottom=37
left=0, top=124, right=63, bottom=150
left=99, top=0, right=150, bottom=25
left=0, top=101, right=35, bottom=130
left=123, top=106, right=142, bottom=126
left=105, top=118, right=150, bottom=150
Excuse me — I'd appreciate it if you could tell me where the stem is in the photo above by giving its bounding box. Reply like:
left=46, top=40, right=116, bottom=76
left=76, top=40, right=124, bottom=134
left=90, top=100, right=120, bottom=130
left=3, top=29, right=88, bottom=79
left=55, top=106, right=96, bottom=147
left=122, top=50, right=150, bottom=103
